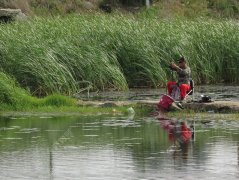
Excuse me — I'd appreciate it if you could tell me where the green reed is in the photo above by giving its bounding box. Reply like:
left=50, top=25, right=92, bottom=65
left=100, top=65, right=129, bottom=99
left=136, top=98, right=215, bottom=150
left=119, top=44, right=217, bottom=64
left=0, top=15, right=238, bottom=96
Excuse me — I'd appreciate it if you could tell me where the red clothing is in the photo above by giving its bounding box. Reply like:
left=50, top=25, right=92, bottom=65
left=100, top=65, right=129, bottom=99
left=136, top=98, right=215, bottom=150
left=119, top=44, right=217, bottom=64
left=159, top=120, right=192, bottom=143
left=180, top=123, right=192, bottom=142
left=167, top=81, right=190, bottom=99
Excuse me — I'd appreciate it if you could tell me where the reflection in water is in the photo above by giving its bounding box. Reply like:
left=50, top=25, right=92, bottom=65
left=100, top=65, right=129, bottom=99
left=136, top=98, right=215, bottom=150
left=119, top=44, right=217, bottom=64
left=49, top=122, right=75, bottom=179
left=49, top=149, right=53, bottom=180
left=159, top=120, right=193, bottom=144
left=0, top=115, right=238, bottom=179
left=156, top=113, right=194, bottom=163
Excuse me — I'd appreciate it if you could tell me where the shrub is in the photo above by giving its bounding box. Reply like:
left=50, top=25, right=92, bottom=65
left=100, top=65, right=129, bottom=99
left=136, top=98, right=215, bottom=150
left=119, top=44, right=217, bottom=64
left=42, top=94, right=77, bottom=107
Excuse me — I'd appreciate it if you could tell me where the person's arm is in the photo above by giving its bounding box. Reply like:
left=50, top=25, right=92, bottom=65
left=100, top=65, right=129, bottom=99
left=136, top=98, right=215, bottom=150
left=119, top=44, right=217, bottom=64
left=169, top=63, right=178, bottom=71
left=171, top=63, right=190, bottom=76
left=176, top=67, right=189, bottom=76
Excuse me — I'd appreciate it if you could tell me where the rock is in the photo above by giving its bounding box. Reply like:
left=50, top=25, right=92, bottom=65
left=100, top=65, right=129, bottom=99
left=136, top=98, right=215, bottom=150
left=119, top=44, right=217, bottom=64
left=15, top=11, right=27, bottom=21
left=0, top=8, right=27, bottom=23
left=0, top=8, right=21, bottom=16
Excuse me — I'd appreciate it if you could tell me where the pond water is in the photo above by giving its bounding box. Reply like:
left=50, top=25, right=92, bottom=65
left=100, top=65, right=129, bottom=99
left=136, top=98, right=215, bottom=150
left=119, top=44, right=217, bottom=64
left=77, top=85, right=239, bottom=102
left=0, top=114, right=238, bottom=179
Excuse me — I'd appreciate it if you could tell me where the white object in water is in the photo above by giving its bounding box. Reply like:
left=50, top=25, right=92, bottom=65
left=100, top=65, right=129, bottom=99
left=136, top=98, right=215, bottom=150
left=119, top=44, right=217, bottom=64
left=127, top=107, right=135, bottom=121
left=127, top=107, right=135, bottom=114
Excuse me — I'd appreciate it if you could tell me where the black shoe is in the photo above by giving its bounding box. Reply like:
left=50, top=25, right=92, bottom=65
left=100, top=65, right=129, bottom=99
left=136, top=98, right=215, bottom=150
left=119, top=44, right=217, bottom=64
left=176, top=102, right=184, bottom=109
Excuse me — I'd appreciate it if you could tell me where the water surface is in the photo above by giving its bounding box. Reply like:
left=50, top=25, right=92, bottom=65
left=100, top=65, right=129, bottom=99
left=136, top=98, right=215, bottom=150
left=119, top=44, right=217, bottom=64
left=0, top=114, right=238, bottom=179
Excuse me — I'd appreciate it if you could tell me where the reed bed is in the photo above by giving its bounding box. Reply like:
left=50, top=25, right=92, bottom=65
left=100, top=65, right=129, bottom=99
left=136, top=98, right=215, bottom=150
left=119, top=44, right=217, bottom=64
left=0, top=15, right=238, bottom=96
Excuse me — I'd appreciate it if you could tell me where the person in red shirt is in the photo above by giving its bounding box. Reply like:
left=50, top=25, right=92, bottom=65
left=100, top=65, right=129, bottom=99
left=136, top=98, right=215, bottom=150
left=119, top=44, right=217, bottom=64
left=167, top=57, right=191, bottom=100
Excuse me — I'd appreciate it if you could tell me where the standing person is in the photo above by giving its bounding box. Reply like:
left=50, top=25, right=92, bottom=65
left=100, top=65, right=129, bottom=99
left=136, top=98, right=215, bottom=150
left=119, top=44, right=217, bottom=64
left=167, top=57, right=191, bottom=101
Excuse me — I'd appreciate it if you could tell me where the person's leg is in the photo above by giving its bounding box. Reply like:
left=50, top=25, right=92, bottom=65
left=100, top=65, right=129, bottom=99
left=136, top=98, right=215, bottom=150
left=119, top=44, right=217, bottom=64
left=179, top=84, right=190, bottom=99
left=167, top=81, right=176, bottom=96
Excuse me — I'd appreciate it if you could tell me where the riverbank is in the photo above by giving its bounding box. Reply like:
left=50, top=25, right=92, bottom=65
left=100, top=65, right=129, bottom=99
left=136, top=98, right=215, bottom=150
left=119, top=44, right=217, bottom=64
left=1, top=100, right=239, bottom=122
left=80, top=99, right=239, bottom=121
left=0, top=103, right=133, bottom=117
left=77, top=99, right=239, bottom=113
left=1, top=74, right=239, bottom=117
left=0, top=86, right=239, bottom=121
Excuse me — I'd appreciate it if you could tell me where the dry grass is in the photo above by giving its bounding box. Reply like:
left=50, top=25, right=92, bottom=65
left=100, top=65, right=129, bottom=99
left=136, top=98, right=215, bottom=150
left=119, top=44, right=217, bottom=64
left=0, top=0, right=32, bottom=13
left=0, top=0, right=238, bottom=18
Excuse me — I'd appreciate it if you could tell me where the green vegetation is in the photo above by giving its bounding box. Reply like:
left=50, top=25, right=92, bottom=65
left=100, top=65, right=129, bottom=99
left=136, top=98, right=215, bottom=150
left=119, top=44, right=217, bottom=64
left=0, top=15, right=238, bottom=96
left=0, top=72, right=75, bottom=110
left=0, top=71, right=132, bottom=114
left=0, top=1, right=238, bottom=112
left=0, top=72, right=34, bottom=108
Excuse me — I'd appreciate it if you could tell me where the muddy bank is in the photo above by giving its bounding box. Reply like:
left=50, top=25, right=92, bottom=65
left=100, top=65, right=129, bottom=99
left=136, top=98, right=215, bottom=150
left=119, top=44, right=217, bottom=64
left=76, top=86, right=239, bottom=113
left=78, top=100, right=239, bottom=113
left=182, top=101, right=239, bottom=113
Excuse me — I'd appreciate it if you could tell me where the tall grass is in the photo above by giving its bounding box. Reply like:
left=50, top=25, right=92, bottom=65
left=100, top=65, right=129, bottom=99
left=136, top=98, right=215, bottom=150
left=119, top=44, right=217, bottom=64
left=0, top=15, right=238, bottom=96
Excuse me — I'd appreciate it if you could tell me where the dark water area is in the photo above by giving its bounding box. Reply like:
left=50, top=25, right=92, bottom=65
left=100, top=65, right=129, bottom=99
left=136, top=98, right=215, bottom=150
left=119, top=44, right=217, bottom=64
left=77, top=85, right=239, bottom=102
left=0, top=114, right=238, bottom=179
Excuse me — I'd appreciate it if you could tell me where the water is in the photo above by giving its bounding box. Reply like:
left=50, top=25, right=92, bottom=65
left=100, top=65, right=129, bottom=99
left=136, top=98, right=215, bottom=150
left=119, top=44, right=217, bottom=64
left=0, top=114, right=238, bottom=179
left=77, top=85, right=239, bottom=102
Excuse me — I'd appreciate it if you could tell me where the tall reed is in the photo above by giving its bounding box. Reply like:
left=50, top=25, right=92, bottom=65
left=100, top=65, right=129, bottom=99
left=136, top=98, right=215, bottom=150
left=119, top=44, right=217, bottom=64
left=0, top=15, right=238, bottom=96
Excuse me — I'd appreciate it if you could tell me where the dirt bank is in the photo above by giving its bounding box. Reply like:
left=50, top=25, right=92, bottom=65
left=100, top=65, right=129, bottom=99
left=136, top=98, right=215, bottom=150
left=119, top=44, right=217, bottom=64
left=78, top=100, right=239, bottom=113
